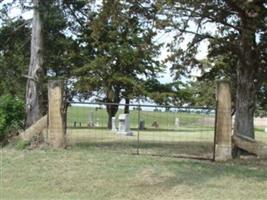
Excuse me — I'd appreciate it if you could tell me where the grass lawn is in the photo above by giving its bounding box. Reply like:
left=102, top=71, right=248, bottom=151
left=1, top=107, right=267, bottom=200
left=67, top=129, right=215, bottom=158
left=1, top=132, right=267, bottom=200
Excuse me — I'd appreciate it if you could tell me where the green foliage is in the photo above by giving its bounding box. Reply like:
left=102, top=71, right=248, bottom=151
left=15, top=139, right=31, bottom=150
left=0, top=95, right=25, bottom=142
left=42, top=1, right=82, bottom=79
left=0, top=1, right=82, bottom=101
left=144, top=79, right=174, bottom=105
left=178, top=80, right=216, bottom=107
left=0, top=18, right=30, bottom=98
left=158, top=0, right=267, bottom=125
left=74, top=0, right=163, bottom=103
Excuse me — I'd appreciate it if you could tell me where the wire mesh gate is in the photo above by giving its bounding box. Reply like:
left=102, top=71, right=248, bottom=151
left=66, top=102, right=215, bottom=159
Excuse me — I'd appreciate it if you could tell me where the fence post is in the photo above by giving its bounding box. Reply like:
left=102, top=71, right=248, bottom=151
left=214, top=80, right=232, bottom=161
left=137, top=103, right=141, bottom=155
left=47, top=80, right=66, bottom=148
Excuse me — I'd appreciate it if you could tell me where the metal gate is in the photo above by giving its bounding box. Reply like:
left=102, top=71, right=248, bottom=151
left=66, top=102, right=215, bottom=159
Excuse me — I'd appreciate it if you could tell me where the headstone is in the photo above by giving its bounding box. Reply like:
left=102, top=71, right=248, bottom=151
left=95, top=118, right=100, bottom=127
left=151, top=121, right=159, bottom=128
left=112, top=117, right=117, bottom=132
left=265, top=128, right=267, bottom=133
left=139, top=120, right=145, bottom=130
left=117, top=114, right=133, bottom=136
left=88, top=112, right=94, bottom=127
left=175, top=117, right=180, bottom=128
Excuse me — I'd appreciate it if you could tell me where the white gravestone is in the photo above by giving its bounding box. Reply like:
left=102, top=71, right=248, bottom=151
left=95, top=118, right=100, bottom=127
left=175, top=117, right=180, bottom=128
left=88, top=112, right=94, bottom=127
left=117, top=114, right=133, bottom=136
left=112, top=117, right=117, bottom=132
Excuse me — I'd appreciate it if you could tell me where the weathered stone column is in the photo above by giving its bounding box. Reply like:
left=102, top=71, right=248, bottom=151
left=214, top=80, right=232, bottom=161
left=48, top=80, right=66, bottom=148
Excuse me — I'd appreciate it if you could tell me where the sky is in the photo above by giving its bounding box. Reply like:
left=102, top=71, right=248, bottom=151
left=0, top=0, right=210, bottom=84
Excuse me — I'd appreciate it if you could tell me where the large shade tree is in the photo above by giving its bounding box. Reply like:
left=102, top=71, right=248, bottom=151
left=159, top=0, right=267, bottom=139
left=74, top=0, right=163, bottom=128
left=0, top=0, right=83, bottom=127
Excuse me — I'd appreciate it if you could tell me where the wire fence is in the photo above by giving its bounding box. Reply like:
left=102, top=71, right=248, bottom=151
left=66, top=102, right=216, bottom=159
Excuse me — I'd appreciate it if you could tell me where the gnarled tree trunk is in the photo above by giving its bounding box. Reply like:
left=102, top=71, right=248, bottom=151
left=25, top=0, right=44, bottom=128
left=234, top=19, right=258, bottom=139
left=234, top=64, right=256, bottom=139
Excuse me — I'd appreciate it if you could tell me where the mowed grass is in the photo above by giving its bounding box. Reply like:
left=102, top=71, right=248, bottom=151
left=2, top=143, right=267, bottom=200
left=67, top=128, right=215, bottom=158
left=67, top=128, right=267, bottom=158
left=1, top=107, right=267, bottom=199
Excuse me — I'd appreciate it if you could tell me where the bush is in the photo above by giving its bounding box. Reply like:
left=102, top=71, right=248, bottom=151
left=15, top=139, right=31, bottom=150
left=0, top=95, right=24, bottom=143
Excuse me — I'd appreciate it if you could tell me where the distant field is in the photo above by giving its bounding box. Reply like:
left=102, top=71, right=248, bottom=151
left=67, top=105, right=215, bottom=129
left=67, top=105, right=267, bottom=143
left=67, top=105, right=215, bottom=158
left=255, top=131, right=267, bottom=143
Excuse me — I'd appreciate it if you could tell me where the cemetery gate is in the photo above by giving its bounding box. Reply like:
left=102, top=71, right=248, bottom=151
left=66, top=102, right=216, bottom=159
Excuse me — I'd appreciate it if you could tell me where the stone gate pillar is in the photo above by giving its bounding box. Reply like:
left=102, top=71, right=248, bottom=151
left=48, top=80, right=66, bottom=148
left=214, top=80, right=232, bottom=161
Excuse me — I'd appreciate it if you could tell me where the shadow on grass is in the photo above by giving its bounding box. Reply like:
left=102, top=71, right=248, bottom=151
left=71, top=140, right=214, bottom=160
left=67, top=127, right=214, bottom=133
left=159, top=158, right=267, bottom=188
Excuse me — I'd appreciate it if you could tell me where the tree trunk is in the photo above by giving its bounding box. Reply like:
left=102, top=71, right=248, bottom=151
left=233, top=14, right=259, bottom=139
left=106, top=104, right=119, bottom=129
left=25, top=0, right=44, bottom=128
left=124, top=98, right=130, bottom=114
left=234, top=63, right=256, bottom=139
